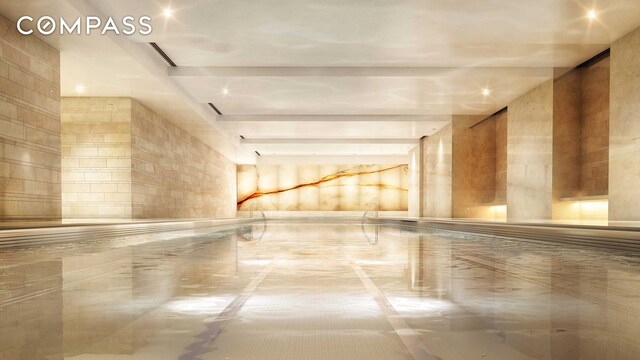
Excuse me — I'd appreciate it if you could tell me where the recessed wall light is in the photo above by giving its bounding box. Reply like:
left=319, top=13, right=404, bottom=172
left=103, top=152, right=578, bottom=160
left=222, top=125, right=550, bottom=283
left=482, top=88, right=491, bottom=96
left=163, top=7, right=174, bottom=17
left=75, top=84, right=85, bottom=94
left=587, top=9, right=597, bottom=19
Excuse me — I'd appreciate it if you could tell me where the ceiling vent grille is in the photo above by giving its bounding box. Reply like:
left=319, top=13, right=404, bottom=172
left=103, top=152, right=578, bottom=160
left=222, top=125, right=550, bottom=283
left=149, top=42, right=177, bottom=67
left=208, top=102, right=222, bottom=115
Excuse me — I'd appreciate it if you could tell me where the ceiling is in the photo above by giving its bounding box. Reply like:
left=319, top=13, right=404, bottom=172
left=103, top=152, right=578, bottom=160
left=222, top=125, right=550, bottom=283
left=3, top=0, right=640, bottom=162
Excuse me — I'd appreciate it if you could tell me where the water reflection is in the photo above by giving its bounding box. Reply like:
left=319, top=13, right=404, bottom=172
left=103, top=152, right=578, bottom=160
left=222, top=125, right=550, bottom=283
left=400, top=232, right=640, bottom=360
left=0, top=224, right=639, bottom=359
left=236, top=222, right=267, bottom=243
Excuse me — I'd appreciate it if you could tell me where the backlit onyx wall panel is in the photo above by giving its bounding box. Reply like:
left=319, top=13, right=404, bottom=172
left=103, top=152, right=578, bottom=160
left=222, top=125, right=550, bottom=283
left=237, top=164, right=408, bottom=211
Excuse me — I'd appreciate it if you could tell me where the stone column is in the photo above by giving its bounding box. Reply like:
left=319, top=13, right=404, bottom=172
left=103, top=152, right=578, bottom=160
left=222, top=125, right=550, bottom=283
left=506, top=80, right=554, bottom=222
left=609, top=27, right=640, bottom=221
left=408, top=143, right=422, bottom=217
left=423, top=124, right=453, bottom=218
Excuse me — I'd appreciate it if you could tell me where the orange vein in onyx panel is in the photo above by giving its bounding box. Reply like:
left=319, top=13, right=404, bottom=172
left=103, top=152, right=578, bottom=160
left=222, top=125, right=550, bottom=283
left=237, top=165, right=408, bottom=208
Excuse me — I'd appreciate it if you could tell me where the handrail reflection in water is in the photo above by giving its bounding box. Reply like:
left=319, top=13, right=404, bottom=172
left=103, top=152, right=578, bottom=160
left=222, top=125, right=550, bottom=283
left=241, top=203, right=267, bottom=242
left=361, top=203, right=380, bottom=245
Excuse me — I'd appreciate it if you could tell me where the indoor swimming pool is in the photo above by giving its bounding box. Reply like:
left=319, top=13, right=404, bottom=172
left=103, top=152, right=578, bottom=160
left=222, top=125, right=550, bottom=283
left=1, top=221, right=639, bottom=360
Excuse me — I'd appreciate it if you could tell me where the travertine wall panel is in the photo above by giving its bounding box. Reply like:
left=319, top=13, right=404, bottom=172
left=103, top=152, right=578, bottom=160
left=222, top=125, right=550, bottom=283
left=131, top=100, right=236, bottom=218
left=408, top=145, right=422, bottom=217
left=552, top=55, right=610, bottom=221
left=423, top=124, right=453, bottom=218
left=507, top=80, right=554, bottom=221
left=580, top=57, right=609, bottom=196
left=610, top=27, right=640, bottom=221
left=553, top=71, right=582, bottom=200
left=0, top=14, right=61, bottom=219
left=495, top=111, right=508, bottom=203
left=61, top=98, right=132, bottom=218
left=452, top=115, right=495, bottom=218
left=61, top=98, right=236, bottom=219
left=552, top=56, right=610, bottom=204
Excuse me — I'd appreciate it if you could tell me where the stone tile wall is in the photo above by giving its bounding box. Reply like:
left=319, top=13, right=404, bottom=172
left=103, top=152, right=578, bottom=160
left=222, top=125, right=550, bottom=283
left=552, top=55, right=610, bottom=221
left=131, top=100, right=236, bottom=219
left=0, top=14, right=61, bottom=219
left=553, top=56, right=610, bottom=202
left=610, top=27, right=640, bottom=221
left=580, top=57, right=610, bottom=196
left=61, top=98, right=132, bottom=218
left=452, top=115, right=495, bottom=218
left=422, top=124, right=453, bottom=218
left=61, top=97, right=236, bottom=219
left=507, top=80, right=554, bottom=221
left=408, top=144, right=422, bottom=217
left=553, top=71, right=583, bottom=200
left=494, top=111, right=508, bottom=203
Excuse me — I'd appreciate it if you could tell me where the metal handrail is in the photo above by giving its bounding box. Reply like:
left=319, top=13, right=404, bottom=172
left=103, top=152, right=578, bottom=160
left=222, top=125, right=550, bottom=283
left=361, top=202, right=379, bottom=245
left=362, top=202, right=379, bottom=221
left=240, top=202, right=267, bottom=243
left=249, top=202, right=266, bottom=221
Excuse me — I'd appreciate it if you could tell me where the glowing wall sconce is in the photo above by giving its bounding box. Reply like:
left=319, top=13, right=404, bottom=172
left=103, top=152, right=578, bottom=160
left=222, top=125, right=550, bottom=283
left=487, top=204, right=507, bottom=221
left=570, top=199, right=608, bottom=221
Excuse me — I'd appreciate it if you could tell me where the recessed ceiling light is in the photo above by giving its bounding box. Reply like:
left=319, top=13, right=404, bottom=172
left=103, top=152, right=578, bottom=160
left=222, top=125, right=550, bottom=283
left=482, top=88, right=491, bottom=96
left=163, top=7, right=174, bottom=17
left=222, top=88, right=229, bottom=96
left=587, top=9, right=597, bottom=19
left=75, top=84, right=85, bottom=94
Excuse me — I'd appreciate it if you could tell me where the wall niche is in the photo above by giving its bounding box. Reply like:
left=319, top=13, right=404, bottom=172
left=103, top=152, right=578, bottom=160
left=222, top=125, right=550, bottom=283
left=452, top=111, right=508, bottom=220
left=552, top=51, right=610, bottom=222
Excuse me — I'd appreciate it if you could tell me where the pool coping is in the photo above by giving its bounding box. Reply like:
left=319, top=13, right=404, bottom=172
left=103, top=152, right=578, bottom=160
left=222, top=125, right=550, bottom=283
left=0, top=218, right=263, bottom=249
left=2, top=216, right=640, bottom=251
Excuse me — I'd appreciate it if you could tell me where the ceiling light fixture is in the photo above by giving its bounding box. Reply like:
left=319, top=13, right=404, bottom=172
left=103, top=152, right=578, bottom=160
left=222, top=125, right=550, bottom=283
left=75, top=84, right=85, bottom=94
left=587, top=9, right=597, bottom=19
left=482, top=88, right=491, bottom=96
left=163, top=7, right=174, bottom=17
left=222, top=88, right=229, bottom=96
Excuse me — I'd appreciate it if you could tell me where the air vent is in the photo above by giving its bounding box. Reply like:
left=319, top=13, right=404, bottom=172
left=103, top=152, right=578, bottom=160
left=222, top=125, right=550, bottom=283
left=149, top=42, right=177, bottom=67
left=208, top=102, right=222, bottom=115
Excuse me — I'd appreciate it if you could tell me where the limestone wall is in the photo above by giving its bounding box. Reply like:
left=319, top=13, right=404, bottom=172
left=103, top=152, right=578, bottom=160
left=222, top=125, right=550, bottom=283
left=61, top=98, right=132, bottom=218
left=506, top=80, right=554, bottom=221
left=131, top=100, right=236, bottom=219
left=609, top=27, right=640, bottom=221
left=61, top=97, right=236, bottom=219
left=0, top=14, right=61, bottom=219
left=422, top=124, right=453, bottom=218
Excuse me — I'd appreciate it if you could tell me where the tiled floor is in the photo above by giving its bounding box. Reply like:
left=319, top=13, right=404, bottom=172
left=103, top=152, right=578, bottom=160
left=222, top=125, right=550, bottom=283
left=0, top=222, right=639, bottom=359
